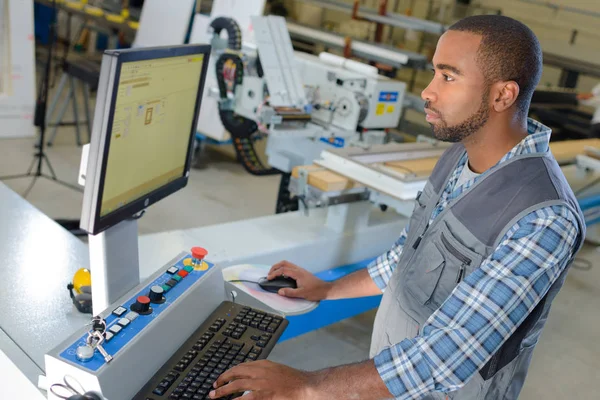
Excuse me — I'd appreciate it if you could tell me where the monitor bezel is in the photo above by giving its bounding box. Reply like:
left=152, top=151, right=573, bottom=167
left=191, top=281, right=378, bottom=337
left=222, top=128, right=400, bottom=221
left=82, top=44, right=211, bottom=235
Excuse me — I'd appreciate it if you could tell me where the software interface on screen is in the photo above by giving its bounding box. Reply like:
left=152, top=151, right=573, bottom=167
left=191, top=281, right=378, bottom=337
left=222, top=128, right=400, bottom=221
left=100, top=53, right=204, bottom=217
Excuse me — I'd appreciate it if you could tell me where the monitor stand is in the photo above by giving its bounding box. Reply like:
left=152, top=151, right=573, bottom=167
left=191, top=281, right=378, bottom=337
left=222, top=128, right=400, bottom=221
left=88, top=218, right=140, bottom=315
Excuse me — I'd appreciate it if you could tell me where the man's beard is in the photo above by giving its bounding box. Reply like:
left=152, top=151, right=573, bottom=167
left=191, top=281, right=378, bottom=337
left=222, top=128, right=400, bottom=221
left=425, top=93, right=490, bottom=143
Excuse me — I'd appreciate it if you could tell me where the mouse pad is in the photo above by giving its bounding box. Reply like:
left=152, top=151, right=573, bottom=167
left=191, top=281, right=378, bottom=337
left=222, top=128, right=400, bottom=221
left=222, top=264, right=318, bottom=316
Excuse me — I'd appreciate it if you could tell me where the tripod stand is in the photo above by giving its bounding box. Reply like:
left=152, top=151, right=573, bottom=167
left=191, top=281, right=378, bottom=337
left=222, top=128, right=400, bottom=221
left=0, top=0, right=82, bottom=198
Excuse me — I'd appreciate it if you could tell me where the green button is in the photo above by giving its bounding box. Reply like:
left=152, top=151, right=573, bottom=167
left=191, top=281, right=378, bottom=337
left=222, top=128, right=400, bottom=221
left=173, top=275, right=182, bottom=282
left=161, top=284, right=171, bottom=292
left=184, top=266, right=194, bottom=273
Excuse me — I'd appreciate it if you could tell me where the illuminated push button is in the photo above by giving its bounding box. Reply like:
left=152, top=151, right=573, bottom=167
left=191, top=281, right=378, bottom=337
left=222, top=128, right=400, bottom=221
left=112, top=306, right=127, bottom=317
left=166, top=279, right=178, bottom=287
left=167, top=266, right=179, bottom=275
left=109, top=325, right=122, bottom=335
left=173, top=275, right=182, bottom=282
left=117, top=318, right=130, bottom=327
left=183, top=266, right=194, bottom=273
left=161, top=284, right=171, bottom=292
left=177, top=270, right=188, bottom=278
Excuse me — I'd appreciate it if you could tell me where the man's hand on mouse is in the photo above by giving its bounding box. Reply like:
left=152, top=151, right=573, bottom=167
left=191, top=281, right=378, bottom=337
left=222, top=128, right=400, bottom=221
left=209, top=360, right=319, bottom=400
left=268, top=261, right=332, bottom=301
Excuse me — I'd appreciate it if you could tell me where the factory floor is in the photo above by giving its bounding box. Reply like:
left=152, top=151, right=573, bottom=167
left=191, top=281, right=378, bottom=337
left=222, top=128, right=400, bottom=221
left=1, top=74, right=599, bottom=399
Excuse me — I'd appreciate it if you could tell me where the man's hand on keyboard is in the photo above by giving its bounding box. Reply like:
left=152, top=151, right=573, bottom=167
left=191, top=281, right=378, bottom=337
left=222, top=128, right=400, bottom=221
left=210, top=360, right=316, bottom=399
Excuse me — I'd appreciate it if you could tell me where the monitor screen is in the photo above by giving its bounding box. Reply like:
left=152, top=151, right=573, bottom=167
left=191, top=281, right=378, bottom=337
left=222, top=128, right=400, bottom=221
left=100, top=54, right=204, bottom=217
left=81, top=45, right=210, bottom=235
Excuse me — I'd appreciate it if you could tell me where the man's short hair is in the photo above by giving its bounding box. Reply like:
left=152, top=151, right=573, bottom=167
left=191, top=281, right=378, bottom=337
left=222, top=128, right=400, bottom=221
left=448, top=15, right=543, bottom=115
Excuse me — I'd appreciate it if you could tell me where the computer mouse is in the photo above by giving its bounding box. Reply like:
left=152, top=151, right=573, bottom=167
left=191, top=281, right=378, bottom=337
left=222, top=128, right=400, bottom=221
left=258, top=276, right=297, bottom=293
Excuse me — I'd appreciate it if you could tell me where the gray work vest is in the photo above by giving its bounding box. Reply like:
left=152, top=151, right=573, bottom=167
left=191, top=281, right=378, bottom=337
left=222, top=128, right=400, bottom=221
left=370, top=143, right=585, bottom=399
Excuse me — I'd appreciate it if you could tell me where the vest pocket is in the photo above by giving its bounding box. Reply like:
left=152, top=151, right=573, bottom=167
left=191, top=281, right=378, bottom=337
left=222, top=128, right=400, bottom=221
left=405, top=240, right=446, bottom=306
left=428, top=224, right=483, bottom=310
left=405, top=223, right=483, bottom=311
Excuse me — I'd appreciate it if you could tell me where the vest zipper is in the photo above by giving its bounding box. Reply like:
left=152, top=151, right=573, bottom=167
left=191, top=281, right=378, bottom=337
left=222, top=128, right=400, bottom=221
left=441, top=233, right=471, bottom=283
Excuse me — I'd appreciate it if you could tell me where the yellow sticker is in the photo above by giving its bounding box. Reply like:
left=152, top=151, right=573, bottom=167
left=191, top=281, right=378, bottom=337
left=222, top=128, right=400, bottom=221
left=387, top=105, right=395, bottom=113
left=183, top=258, right=193, bottom=266
left=376, top=103, right=385, bottom=115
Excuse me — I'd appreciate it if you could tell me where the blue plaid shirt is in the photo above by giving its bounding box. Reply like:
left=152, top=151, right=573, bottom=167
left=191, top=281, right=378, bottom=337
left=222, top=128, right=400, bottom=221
left=368, top=119, right=580, bottom=399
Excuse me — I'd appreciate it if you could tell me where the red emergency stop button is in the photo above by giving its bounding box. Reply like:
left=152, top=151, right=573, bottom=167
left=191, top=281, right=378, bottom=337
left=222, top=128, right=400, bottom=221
left=191, top=247, right=208, bottom=260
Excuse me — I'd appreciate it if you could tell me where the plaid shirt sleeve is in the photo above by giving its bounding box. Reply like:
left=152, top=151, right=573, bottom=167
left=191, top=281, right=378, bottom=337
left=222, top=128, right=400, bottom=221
left=368, top=223, right=410, bottom=291
left=373, top=205, right=579, bottom=399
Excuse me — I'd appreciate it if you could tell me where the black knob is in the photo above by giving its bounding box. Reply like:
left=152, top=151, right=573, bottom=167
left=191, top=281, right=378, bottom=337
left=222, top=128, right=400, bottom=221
left=148, top=285, right=166, bottom=304
left=131, top=295, right=152, bottom=315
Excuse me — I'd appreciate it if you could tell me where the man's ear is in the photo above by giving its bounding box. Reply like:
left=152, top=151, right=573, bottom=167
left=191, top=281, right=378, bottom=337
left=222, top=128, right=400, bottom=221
left=491, top=81, right=520, bottom=112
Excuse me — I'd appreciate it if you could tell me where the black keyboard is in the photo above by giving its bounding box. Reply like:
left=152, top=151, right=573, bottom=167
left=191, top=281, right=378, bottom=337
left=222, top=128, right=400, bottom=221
left=134, top=301, right=288, bottom=400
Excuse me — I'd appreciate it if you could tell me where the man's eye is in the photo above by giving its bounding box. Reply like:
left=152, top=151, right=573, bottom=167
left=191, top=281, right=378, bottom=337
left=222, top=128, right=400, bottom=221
left=443, top=74, right=453, bottom=82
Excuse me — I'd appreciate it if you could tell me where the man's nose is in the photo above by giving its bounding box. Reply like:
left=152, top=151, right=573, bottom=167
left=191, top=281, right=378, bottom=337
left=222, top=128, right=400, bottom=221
left=421, top=80, right=437, bottom=103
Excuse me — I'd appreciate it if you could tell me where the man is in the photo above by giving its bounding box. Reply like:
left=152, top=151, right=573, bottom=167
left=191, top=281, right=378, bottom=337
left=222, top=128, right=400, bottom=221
left=210, top=15, right=585, bottom=400
left=577, top=83, right=600, bottom=138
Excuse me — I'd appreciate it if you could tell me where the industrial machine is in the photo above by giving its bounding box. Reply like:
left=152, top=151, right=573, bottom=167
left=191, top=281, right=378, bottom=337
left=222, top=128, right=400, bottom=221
left=44, top=43, right=289, bottom=400
left=215, top=16, right=407, bottom=175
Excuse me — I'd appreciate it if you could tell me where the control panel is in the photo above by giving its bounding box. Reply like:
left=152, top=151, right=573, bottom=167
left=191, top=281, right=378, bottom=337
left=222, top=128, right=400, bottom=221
left=58, top=248, right=212, bottom=372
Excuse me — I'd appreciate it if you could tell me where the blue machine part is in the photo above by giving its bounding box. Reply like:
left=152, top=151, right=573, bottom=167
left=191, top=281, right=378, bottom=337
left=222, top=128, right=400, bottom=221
left=378, top=91, right=399, bottom=102
left=319, top=136, right=346, bottom=148
left=579, top=194, right=600, bottom=226
left=279, top=258, right=381, bottom=342
left=59, top=254, right=214, bottom=372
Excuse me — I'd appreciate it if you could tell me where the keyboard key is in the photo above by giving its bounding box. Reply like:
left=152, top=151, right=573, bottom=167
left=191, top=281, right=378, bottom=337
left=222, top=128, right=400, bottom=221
left=256, top=341, right=267, bottom=348
left=153, top=387, right=166, bottom=396
left=258, top=324, right=268, bottom=331
left=267, top=324, right=277, bottom=333
left=235, top=355, right=245, bottom=361
left=181, top=393, right=193, bottom=399
left=174, top=363, right=186, bottom=372
left=231, top=332, right=241, bottom=339
left=247, top=353, right=258, bottom=360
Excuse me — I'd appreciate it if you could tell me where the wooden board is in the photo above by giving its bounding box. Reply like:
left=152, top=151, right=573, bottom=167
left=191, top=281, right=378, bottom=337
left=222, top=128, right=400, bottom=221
left=383, top=156, right=440, bottom=178
left=291, top=165, right=362, bottom=192
left=549, top=139, right=600, bottom=163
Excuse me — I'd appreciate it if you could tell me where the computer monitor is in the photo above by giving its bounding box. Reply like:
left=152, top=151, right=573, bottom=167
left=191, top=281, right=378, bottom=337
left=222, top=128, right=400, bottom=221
left=81, top=44, right=211, bottom=235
